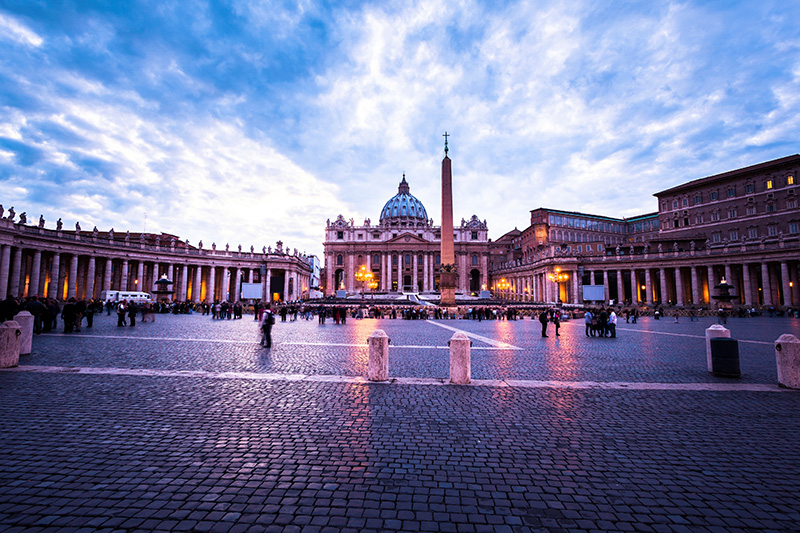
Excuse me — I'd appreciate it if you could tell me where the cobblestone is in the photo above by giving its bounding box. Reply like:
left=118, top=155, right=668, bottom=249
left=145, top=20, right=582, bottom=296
left=1, top=314, right=799, bottom=531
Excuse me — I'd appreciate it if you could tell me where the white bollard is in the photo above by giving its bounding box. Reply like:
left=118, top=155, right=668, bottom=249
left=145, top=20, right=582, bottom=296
left=705, top=324, right=730, bottom=372
left=775, top=334, right=800, bottom=389
left=0, top=320, right=21, bottom=368
left=368, top=329, right=389, bottom=381
left=13, top=311, right=34, bottom=355
left=449, top=331, right=471, bottom=384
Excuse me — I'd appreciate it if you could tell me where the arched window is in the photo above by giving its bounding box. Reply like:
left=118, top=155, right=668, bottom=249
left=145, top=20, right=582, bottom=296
left=373, top=254, right=379, bottom=265
left=337, top=254, right=343, bottom=265
left=405, top=254, right=411, bottom=265
left=472, top=254, right=478, bottom=265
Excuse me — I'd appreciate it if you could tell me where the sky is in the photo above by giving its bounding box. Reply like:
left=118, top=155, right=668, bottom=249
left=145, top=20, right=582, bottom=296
left=1, top=1, right=799, bottom=259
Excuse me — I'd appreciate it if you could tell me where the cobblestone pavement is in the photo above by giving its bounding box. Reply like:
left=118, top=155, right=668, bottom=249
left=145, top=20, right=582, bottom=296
left=1, top=314, right=800, bottom=532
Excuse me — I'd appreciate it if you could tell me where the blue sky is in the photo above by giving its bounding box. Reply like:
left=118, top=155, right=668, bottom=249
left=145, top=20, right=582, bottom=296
left=1, top=1, right=799, bottom=258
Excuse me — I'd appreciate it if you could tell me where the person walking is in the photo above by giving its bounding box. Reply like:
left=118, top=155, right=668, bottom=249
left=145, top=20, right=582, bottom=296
left=553, top=311, right=561, bottom=337
left=260, top=307, right=275, bottom=348
left=539, top=309, right=549, bottom=337
left=608, top=309, right=617, bottom=338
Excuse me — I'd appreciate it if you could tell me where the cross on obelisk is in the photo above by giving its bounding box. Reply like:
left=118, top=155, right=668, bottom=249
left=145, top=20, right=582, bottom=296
left=440, top=132, right=456, bottom=306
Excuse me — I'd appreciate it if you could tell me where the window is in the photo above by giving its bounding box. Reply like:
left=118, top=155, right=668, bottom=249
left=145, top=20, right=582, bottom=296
left=766, top=179, right=773, bottom=190
left=788, top=199, right=797, bottom=209
left=790, top=222, right=799, bottom=234
left=435, top=254, right=440, bottom=265
left=711, top=211, right=720, bottom=221
left=748, top=227, right=758, bottom=239
left=336, top=254, right=343, bottom=265
left=694, top=194, right=702, bottom=204
left=392, top=255, right=397, bottom=265
left=472, top=254, right=478, bottom=265
left=357, top=234, right=363, bottom=240
left=768, top=225, right=778, bottom=236
left=727, top=186, right=735, bottom=198
left=373, top=255, right=379, bottom=265
left=404, top=254, right=411, bottom=265
left=598, top=244, right=604, bottom=251
left=471, top=231, right=478, bottom=240
left=682, top=198, right=688, bottom=207
left=728, top=207, right=737, bottom=218
left=711, top=232, right=721, bottom=243
left=710, top=191, right=718, bottom=200
left=788, top=175, right=795, bottom=185
left=766, top=203, right=776, bottom=213
left=672, top=200, right=678, bottom=209
left=729, top=229, right=739, bottom=241
left=586, top=245, right=592, bottom=251
left=336, top=231, right=344, bottom=240
left=746, top=205, right=756, bottom=216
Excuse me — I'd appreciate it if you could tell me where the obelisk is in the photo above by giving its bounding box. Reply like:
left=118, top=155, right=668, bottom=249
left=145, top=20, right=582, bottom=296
left=439, top=132, right=456, bottom=306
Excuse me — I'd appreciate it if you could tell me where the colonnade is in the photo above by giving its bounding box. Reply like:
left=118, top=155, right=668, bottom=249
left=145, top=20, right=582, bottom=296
left=0, top=226, right=312, bottom=303
left=494, top=259, right=800, bottom=308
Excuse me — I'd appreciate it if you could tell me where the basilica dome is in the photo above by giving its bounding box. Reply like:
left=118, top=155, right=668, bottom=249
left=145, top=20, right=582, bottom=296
left=380, top=175, right=429, bottom=223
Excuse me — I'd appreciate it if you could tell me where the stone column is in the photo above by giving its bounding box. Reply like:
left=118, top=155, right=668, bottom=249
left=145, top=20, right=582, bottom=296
left=103, top=258, right=113, bottom=292
left=86, top=256, right=96, bottom=299
left=347, top=254, right=354, bottom=293
left=283, top=270, right=290, bottom=301
left=46, top=253, right=60, bottom=299
left=616, top=270, right=624, bottom=304
left=742, top=263, right=752, bottom=306
left=265, top=268, right=272, bottom=303
left=208, top=266, right=216, bottom=302
left=28, top=250, right=42, bottom=298
left=781, top=262, right=791, bottom=307
left=121, top=259, right=129, bottom=292
left=645, top=268, right=653, bottom=305
left=11, top=248, right=23, bottom=297
left=481, top=253, right=489, bottom=294
left=137, top=261, right=144, bottom=293
left=602, top=270, right=609, bottom=303
left=675, top=268, right=684, bottom=306
left=762, top=262, right=772, bottom=306
left=574, top=270, right=581, bottom=304
left=423, top=253, right=429, bottom=292
left=194, top=266, right=202, bottom=302
left=659, top=268, right=668, bottom=305
left=691, top=266, right=701, bottom=306
left=234, top=267, right=242, bottom=302
left=68, top=254, right=79, bottom=300
left=0, top=245, right=11, bottom=300
left=707, top=265, right=715, bottom=302
left=793, top=263, right=800, bottom=306
left=181, top=265, right=189, bottom=301
left=412, top=253, right=418, bottom=293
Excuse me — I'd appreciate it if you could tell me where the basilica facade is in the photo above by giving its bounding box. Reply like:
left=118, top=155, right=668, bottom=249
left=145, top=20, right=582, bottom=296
left=323, top=175, right=490, bottom=297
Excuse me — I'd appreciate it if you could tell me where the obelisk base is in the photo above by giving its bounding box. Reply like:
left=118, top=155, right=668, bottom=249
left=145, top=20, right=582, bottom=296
left=440, top=271, right=457, bottom=307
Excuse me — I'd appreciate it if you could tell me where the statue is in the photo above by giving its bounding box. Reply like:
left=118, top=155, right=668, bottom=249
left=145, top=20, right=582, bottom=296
left=657, top=243, right=663, bottom=253
left=75, top=221, right=81, bottom=232
left=108, top=228, right=114, bottom=241
left=185, top=238, right=190, bottom=248
left=615, top=244, right=621, bottom=255
left=198, top=240, right=203, bottom=249
left=268, top=246, right=272, bottom=253
left=125, top=231, right=130, bottom=243
left=155, top=235, right=161, bottom=247
left=140, top=233, right=146, bottom=243
left=690, top=240, right=696, bottom=251
left=276, top=241, right=283, bottom=253
left=250, top=245, right=254, bottom=253
left=0, top=205, right=3, bottom=218
left=326, top=218, right=330, bottom=226
left=92, top=226, right=98, bottom=237
left=262, top=246, right=266, bottom=254
left=629, top=245, right=634, bottom=255
left=237, top=244, right=241, bottom=253
left=7, top=207, right=15, bottom=221
left=56, top=218, right=63, bottom=231
left=644, top=242, right=650, bottom=254
left=38, top=215, right=45, bottom=228
left=18, top=212, right=26, bottom=224
left=673, top=242, right=679, bottom=252
left=170, top=237, right=176, bottom=248
left=225, top=243, right=229, bottom=252
left=211, top=242, right=216, bottom=251
left=294, top=248, right=298, bottom=256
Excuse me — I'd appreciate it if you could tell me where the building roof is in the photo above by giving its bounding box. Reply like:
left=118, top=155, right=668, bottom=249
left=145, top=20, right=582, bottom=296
left=380, top=175, right=429, bottom=223
left=654, top=154, right=800, bottom=197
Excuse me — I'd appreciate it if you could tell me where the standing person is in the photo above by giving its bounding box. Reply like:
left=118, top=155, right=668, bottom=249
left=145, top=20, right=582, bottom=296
left=260, top=307, right=275, bottom=348
left=584, top=309, right=593, bottom=337
left=631, top=308, right=638, bottom=324
left=608, top=308, right=617, bottom=338
left=128, top=301, right=138, bottom=327
left=61, top=298, right=77, bottom=333
left=553, top=311, right=561, bottom=337
left=117, top=300, right=127, bottom=327
left=539, top=309, right=549, bottom=337
left=599, top=308, right=609, bottom=337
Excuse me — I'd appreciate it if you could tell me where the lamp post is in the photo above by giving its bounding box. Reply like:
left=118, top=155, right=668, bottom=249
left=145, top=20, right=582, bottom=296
left=355, top=265, right=374, bottom=302
left=497, top=278, right=510, bottom=300
left=548, top=267, right=569, bottom=304
left=368, top=279, right=379, bottom=299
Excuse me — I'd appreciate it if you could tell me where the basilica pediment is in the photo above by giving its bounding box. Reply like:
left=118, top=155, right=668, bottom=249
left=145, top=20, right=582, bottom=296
left=385, top=232, right=429, bottom=244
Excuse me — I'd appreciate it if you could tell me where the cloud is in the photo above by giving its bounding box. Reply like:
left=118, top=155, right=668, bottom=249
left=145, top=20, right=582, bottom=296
left=0, top=13, right=43, bottom=47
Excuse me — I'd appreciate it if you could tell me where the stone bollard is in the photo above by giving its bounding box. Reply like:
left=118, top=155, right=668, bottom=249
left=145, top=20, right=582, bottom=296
left=368, top=329, right=389, bottom=381
left=0, top=320, right=22, bottom=368
left=775, top=334, right=800, bottom=389
left=449, top=332, right=471, bottom=384
left=705, top=324, right=730, bottom=372
left=13, top=311, right=34, bottom=355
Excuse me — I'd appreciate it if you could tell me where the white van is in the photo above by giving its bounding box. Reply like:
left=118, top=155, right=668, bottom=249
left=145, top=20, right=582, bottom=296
left=100, top=290, right=153, bottom=304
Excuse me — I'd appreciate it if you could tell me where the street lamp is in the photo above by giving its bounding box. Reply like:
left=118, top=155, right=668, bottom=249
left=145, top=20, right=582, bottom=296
left=497, top=278, right=510, bottom=299
left=355, top=265, right=374, bottom=302
left=548, top=267, right=569, bottom=303
left=368, top=279, right=379, bottom=299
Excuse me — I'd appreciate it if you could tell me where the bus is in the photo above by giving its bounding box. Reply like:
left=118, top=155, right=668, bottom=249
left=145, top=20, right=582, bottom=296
left=99, top=290, right=153, bottom=304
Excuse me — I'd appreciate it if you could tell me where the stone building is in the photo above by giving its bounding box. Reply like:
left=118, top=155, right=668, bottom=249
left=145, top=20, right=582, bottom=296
left=0, top=220, right=312, bottom=303
left=490, top=154, right=800, bottom=308
left=323, top=175, right=490, bottom=297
